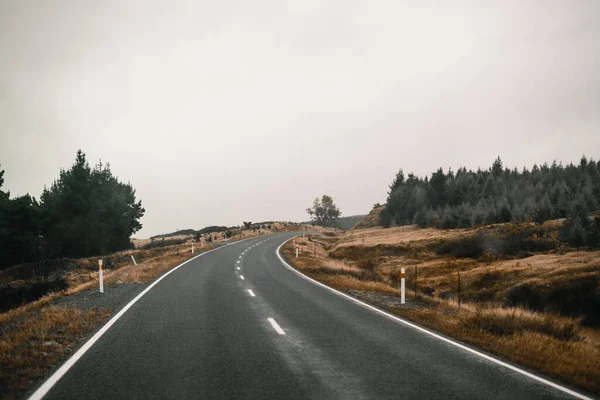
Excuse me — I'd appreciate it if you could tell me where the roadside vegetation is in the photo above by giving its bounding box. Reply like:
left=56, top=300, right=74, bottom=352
left=283, top=225, right=600, bottom=393
left=283, top=155, right=600, bottom=394
left=0, top=239, right=210, bottom=399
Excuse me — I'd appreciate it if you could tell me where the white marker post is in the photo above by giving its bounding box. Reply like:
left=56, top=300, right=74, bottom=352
left=400, top=268, right=405, bottom=305
left=99, top=259, right=104, bottom=294
left=131, top=255, right=137, bottom=265
left=295, top=247, right=299, bottom=258
left=192, top=242, right=194, bottom=254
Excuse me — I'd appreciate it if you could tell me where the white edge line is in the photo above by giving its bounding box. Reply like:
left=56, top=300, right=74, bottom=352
left=28, top=237, right=256, bottom=400
left=248, top=289, right=256, bottom=297
left=267, top=317, right=285, bottom=335
left=275, top=237, right=592, bottom=400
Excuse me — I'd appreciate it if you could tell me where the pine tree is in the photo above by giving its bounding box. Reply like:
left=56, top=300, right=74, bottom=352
left=491, top=156, right=503, bottom=177
left=387, top=169, right=405, bottom=196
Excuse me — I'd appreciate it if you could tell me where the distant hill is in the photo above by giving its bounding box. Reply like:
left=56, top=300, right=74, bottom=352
left=150, top=226, right=231, bottom=240
left=353, top=206, right=384, bottom=230
left=150, top=229, right=197, bottom=240
left=335, top=215, right=367, bottom=230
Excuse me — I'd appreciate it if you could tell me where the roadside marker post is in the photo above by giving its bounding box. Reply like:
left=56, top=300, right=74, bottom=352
left=98, top=259, right=104, bottom=294
left=131, top=255, right=137, bottom=266
left=296, top=247, right=299, bottom=258
left=400, top=268, right=405, bottom=304
left=192, top=242, right=195, bottom=254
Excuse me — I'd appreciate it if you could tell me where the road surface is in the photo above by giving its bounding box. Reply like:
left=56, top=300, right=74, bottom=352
left=34, top=233, right=587, bottom=399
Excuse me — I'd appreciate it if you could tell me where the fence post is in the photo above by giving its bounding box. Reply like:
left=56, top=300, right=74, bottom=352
left=131, top=255, right=137, bottom=266
left=98, top=259, right=104, bottom=293
left=401, top=268, right=405, bottom=304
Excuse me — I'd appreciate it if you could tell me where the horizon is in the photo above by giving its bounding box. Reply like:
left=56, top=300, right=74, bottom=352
left=2, top=1, right=599, bottom=238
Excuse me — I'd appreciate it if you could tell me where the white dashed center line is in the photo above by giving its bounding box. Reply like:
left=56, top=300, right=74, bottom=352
left=247, top=289, right=255, bottom=297
left=267, top=318, right=285, bottom=335
left=240, top=275, right=245, bottom=280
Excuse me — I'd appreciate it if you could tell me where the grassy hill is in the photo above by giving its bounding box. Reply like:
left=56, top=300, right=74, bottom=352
left=353, top=206, right=384, bottom=230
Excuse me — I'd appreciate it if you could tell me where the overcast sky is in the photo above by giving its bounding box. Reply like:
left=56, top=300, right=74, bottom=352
left=1, top=1, right=599, bottom=238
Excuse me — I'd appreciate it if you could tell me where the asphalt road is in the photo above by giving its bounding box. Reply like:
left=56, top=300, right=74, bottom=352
left=35, top=233, right=586, bottom=399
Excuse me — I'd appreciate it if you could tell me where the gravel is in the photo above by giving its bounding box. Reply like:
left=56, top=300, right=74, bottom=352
left=51, top=282, right=149, bottom=314
left=347, top=289, right=432, bottom=310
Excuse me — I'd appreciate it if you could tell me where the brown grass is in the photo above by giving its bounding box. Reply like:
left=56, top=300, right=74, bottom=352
left=395, top=303, right=600, bottom=393
left=282, top=240, right=399, bottom=296
left=283, top=229, right=600, bottom=394
left=337, top=224, right=472, bottom=249
left=352, top=205, right=385, bottom=230
left=0, top=241, right=213, bottom=399
left=0, top=305, right=111, bottom=399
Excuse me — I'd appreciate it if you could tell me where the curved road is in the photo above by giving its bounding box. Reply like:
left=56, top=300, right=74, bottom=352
left=33, top=233, right=587, bottom=399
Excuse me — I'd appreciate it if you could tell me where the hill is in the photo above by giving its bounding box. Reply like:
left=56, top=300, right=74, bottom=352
left=334, top=215, right=366, bottom=230
left=353, top=206, right=384, bottom=230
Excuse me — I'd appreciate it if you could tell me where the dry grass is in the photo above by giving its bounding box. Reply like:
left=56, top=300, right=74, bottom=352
left=395, top=303, right=600, bottom=393
left=337, top=224, right=472, bottom=249
left=0, top=305, right=111, bottom=399
left=313, top=274, right=400, bottom=295
left=353, top=205, right=385, bottom=230
left=282, top=240, right=399, bottom=296
left=64, top=244, right=208, bottom=294
left=0, top=241, right=212, bottom=399
left=283, top=228, right=600, bottom=394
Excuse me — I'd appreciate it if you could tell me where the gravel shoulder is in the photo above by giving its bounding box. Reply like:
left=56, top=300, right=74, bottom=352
left=51, top=282, right=148, bottom=314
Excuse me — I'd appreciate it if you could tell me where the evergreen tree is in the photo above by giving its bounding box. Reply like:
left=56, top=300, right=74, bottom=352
left=387, top=169, right=405, bottom=196
left=382, top=155, right=600, bottom=231
left=491, top=156, right=503, bottom=177
left=40, top=150, right=144, bottom=258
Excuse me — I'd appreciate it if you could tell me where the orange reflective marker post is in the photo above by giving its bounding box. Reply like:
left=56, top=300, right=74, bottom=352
left=400, top=268, right=406, bottom=304
left=98, top=259, right=104, bottom=294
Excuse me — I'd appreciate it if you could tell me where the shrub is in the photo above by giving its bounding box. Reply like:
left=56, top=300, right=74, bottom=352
left=356, top=255, right=377, bottom=271
left=466, top=307, right=580, bottom=341
left=0, top=278, right=68, bottom=313
left=434, top=224, right=560, bottom=259
left=504, top=278, right=600, bottom=327
left=435, top=236, right=484, bottom=258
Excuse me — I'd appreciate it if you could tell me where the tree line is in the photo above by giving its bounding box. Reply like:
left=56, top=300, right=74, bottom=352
left=0, top=150, right=145, bottom=274
left=382, top=156, right=600, bottom=247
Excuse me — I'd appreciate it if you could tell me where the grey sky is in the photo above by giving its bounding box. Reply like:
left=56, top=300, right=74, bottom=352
left=1, top=1, right=599, bottom=238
